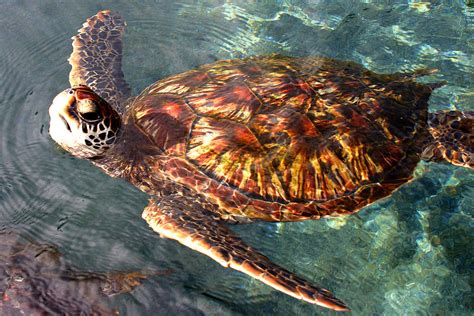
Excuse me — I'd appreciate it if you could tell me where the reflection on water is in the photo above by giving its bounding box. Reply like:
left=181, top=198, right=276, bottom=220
left=0, top=1, right=472, bottom=315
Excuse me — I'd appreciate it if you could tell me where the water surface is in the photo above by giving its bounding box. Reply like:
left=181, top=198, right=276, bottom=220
left=0, top=1, right=473, bottom=315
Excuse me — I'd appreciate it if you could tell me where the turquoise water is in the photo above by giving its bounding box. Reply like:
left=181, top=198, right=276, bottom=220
left=0, top=0, right=473, bottom=315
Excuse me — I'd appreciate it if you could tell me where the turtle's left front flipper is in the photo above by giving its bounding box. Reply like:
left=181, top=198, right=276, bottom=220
left=69, top=10, right=130, bottom=112
left=142, top=196, right=349, bottom=312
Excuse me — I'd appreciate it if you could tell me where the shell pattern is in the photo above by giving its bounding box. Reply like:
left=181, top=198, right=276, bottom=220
left=129, top=55, right=433, bottom=221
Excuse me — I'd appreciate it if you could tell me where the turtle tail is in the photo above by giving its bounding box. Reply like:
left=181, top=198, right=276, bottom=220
left=422, top=110, right=473, bottom=168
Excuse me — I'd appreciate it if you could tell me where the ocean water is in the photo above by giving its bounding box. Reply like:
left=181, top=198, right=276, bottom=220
left=0, top=0, right=472, bottom=315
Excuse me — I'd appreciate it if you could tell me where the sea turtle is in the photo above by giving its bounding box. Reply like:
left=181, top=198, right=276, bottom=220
left=48, top=10, right=473, bottom=311
left=0, top=231, right=169, bottom=315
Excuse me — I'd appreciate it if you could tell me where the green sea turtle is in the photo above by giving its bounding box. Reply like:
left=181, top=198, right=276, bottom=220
left=48, top=10, right=473, bottom=311
left=0, top=232, right=169, bottom=315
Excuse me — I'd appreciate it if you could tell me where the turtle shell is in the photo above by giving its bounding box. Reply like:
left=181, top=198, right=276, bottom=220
left=130, top=55, right=433, bottom=221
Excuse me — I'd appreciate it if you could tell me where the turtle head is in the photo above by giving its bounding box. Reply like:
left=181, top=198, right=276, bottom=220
left=49, top=86, right=121, bottom=159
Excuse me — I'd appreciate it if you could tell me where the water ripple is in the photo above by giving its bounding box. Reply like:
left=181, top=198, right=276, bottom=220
left=0, top=1, right=473, bottom=315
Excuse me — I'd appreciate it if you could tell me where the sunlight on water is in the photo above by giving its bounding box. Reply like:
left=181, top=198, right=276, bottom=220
left=0, top=0, right=472, bottom=315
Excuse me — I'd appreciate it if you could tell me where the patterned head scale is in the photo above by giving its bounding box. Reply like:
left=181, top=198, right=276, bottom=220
left=49, top=86, right=121, bottom=158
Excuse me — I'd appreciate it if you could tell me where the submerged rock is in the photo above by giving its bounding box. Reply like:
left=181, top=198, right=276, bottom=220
left=0, top=232, right=171, bottom=315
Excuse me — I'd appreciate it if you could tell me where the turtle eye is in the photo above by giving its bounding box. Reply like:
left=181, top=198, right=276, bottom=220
left=79, top=111, right=103, bottom=123
left=76, top=99, right=103, bottom=123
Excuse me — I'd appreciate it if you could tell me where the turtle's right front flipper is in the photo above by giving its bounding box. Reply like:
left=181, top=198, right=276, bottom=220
left=142, top=196, right=349, bottom=312
left=69, top=10, right=130, bottom=112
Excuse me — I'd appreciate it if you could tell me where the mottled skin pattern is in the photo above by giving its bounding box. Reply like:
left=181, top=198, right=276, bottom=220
left=0, top=232, right=168, bottom=315
left=49, top=10, right=473, bottom=312
left=425, top=111, right=473, bottom=168
left=69, top=10, right=130, bottom=113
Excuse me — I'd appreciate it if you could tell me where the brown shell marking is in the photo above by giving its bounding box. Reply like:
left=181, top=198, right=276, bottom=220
left=187, top=80, right=261, bottom=123
left=134, top=94, right=196, bottom=155
left=132, top=55, right=433, bottom=220
left=187, top=117, right=287, bottom=200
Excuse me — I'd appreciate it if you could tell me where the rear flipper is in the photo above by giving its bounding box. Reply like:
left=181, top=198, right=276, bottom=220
left=424, top=110, right=473, bottom=169
left=142, top=196, right=349, bottom=312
